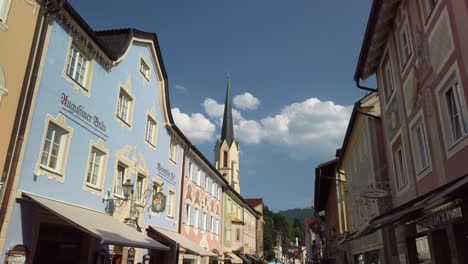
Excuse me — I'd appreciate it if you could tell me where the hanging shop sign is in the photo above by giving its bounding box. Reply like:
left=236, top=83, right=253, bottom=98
left=152, top=191, right=167, bottom=213
left=361, top=188, right=388, bottom=199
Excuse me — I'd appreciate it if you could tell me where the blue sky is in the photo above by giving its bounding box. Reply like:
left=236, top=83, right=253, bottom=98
left=71, top=0, right=373, bottom=211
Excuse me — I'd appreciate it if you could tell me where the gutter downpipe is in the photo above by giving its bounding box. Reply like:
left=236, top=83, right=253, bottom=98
left=355, top=78, right=378, bottom=93
left=0, top=4, right=49, bottom=237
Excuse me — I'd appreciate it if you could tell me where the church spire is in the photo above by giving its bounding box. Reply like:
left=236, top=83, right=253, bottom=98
left=221, top=73, right=234, bottom=146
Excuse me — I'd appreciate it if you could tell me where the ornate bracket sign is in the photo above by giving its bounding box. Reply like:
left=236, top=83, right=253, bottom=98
left=151, top=191, right=166, bottom=213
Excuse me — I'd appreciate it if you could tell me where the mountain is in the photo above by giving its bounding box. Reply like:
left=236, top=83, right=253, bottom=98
left=278, top=207, right=314, bottom=224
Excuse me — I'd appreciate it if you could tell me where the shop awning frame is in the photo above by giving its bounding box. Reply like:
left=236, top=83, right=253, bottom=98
left=21, top=192, right=169, bottom=251
left=353, top=174, right=468, bottom=239
left=148, top=226, right=217, bottom=257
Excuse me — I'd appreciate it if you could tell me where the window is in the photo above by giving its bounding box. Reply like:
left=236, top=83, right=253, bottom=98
left=226, top=224, right=231, bottom=242
left=421, top=0, right=438, bottom=23
left=236, top=228, right=241, bottom=241
left=416, top=236, right=432, bottom=263
left=210, top=216, right=214, bottom=233
left=197, top=168, right=202, bottom=186
left=205, top=176, right=210, bottom=191
left=194, top=208, right=199, bottom=228
left=444, top=83, right=467, bottom=145
left=212, top=182, right=216, bottom=196
left=223, top=151, right=228, bottom=167
left=394, top=147, right=408, bottom=190
left=135, top=174, right=145, bottom=203
left=382, top=55, right=396, bottom=101
left=114, top=163, right=127, bottom=196
left=145, top=116, right=157, bottom=146
left=0, top=0, right=11, bottom=28
left=66, top=44, right=90, bottom=88
left=399, top=25, right=412, bottom=68
left=40, top=123, right=67, bottom=172
left=185, top=204, right=191, bottom=225
left=189, top=162, right=194, bottom=181
left=217, top=186, right=222, bottom=200
left=168, top=191, right=175, bottom=218
left=411, top=117, right=431, bottom=174
left=169, top=141, right=178, bottom=163
left=203, top=212, right=207, bottom=231
left=86, top=147, right=104, bottom=187
left=215, top=219, right=219, bottom=235
left=116, top=89, right=132, bottom=124
left=227, top=199, right=231, bottom=213
left=140, top=58, right=151, bottom=80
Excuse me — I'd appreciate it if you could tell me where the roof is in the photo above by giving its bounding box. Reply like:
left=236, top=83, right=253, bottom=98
left=245, top=198, right=263, bottom=207
left=314, top=159, right=337, bottom=213
left=354, top=0, right=402, bottom=81
left=220, top=75, right=235, bottom=146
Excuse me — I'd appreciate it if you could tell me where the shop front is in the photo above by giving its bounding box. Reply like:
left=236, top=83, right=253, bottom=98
left=4, top=193, right=169, bottom=264
left=357, top=174, right=468, bottom=264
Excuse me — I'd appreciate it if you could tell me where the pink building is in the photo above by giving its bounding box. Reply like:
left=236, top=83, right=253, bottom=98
left=355, top=0, right=468, bottom=262
left=180, top=147, right=227, bottom=263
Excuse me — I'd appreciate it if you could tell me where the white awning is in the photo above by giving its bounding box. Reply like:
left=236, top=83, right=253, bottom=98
left=22, top=192, right=168, bottom=251
left=149, top=226, right=217, bottom=257
left=224, top=252, right=243, bottom=264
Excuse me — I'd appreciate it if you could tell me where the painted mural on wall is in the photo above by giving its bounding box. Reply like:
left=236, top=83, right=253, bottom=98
left=181, top=156, right=223, bottom=255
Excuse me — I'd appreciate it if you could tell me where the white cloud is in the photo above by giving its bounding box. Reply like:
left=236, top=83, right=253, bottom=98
left=202, top=98, right=243, bottom=123
left=234, top=98, right=352, bottom=160
left=171, top=108, right=216, bottom=143
left=233, top=92, right=260, bottom=110
left=174, top=84, right=187, bottom=93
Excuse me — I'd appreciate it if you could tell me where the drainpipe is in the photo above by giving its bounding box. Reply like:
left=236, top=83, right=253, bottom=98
left=0, top=4, right=50, bottom=236
left=355, top=78, right=378, bottom=93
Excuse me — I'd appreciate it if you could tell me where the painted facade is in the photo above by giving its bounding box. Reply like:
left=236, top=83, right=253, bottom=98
left=1, top=3, right=184, bottom=263
left=246, top=198, right=265, bottom=258
left=243, top=207, right=256, bottom=255
left=0, top=0, right=40, bottom=253
left=180, top=150, right=224, bottom=261
left=355, top=0, right=468, bottom=262
left=339, top=94, right=391, bottom=264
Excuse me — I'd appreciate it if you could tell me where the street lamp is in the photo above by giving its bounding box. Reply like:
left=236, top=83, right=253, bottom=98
left=122, top=179, right=134, bottom=199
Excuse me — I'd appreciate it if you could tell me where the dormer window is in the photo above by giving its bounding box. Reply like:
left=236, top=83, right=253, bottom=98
left=140, top=58, right=150, bottom=81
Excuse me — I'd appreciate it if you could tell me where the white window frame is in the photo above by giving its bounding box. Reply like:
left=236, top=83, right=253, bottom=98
left=0, top=0, right=12, bottom=30
left=167, top=190, right=175, bottom=218
left=203, top=212, right=207, bottom=231
left=383, top=57, right=396, bottom=102
left=145, top=115, right=157, bottom=147
left=169, top=140, right=178, bottom=164
left=197, top=168, right=202, bottom=186
left=394, top=146, right=409, bottom=191
left=35, top=114, right=73, bottom=181
left=398, top=22, right=413, bottom=72
left=113, top=162, right=128, bottom=198
left=139, top=57, right=151, bottom=82
left=83, top=140, right=108, bottom=194
left=185, top=204, right=191, bottom=225
left=189, top=162, right=194, bottom=181
left=409, top=112, right=432, bottom=177
left=116, top=89, right=133, bottom=125
left=420, top=0, right=439, bottom=25
left=194, top=208, right=199, bottom=228
left=436, top=67, right=468, bottom=157
left=135, top=173, right=146, bottom=204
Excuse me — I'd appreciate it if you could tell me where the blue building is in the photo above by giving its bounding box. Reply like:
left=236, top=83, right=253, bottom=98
left=1, top=2, right=187, bottom=263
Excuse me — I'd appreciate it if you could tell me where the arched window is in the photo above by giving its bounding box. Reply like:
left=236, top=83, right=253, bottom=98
left=0, top=65, right=7, bottom=104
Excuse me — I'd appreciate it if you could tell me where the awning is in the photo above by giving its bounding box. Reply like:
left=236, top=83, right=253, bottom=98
left=225, top=252, right=243, bottom=263
left=149, top=226, right=216, bottom=257
left=236, top=253, right=252, bottom=264
left=354, top=174, right=468, bottom=239
left=246, top=254, right=261, bottom=262
left=22, top=192, right=168, bottom=250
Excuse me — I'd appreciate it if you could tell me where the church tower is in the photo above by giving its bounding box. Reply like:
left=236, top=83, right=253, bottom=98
left=215, top=74, right=240, bottom=193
